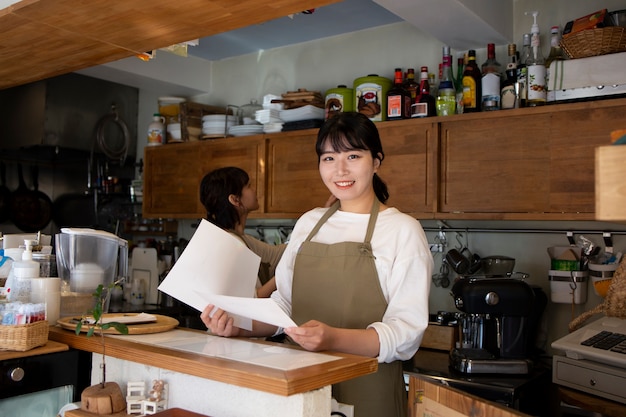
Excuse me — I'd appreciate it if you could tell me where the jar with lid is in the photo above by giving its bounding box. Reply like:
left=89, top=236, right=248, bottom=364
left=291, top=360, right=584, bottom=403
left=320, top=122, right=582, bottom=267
left=239, top=99, right=263, bottom=125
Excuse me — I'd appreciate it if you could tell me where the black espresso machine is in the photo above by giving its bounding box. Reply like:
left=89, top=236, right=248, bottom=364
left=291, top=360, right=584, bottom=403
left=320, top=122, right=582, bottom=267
left=449, top=276, right=547, bottom=374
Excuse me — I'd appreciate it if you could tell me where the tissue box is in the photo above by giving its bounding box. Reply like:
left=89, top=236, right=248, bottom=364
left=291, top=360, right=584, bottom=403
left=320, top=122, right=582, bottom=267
left=549, top=270, right=588, bottom=304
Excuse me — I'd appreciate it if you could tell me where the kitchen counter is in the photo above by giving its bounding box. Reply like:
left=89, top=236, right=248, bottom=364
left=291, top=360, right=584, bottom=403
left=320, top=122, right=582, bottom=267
left=403, top=348, right=553, bottom=416
left=48, top=325, right=377, bottom=416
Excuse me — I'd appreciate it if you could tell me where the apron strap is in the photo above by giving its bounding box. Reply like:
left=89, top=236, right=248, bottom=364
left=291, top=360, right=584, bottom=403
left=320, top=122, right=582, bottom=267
left=304, top=200, right=340, bottom=242
left=363, top=199, right=380, bottom=244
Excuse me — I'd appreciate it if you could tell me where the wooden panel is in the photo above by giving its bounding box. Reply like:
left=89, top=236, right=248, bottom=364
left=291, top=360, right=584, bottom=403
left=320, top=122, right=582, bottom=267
left=266, top=130, right=329, bottom=215
left=0, top=0, right=341, bottom=89
left=198, top=136, right=266, bottom=216
left=409, top=375, right=530, bottom=417
left=142, top=142, right=205, bottom=218
left=549, top=104, right=626, bottom=214
left=440, top=114, right=551, bottom=214
left=377, top=119, right=438, bottom=218
left=596, top=145, right=626, bottom=221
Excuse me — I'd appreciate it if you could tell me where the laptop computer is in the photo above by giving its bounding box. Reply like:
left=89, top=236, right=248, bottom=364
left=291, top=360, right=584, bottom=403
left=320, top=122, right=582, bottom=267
left=551, top=316, right=626, bottom=368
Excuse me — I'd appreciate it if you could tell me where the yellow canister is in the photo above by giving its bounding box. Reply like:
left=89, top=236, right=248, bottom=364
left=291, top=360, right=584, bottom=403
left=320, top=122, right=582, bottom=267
left=353, top=74, right=392, bottom=122
left=324, top=85, right=354, bottom=120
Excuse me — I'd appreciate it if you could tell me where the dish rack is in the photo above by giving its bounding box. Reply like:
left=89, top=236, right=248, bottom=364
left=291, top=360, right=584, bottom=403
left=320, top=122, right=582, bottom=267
left=0, top=320, right=48, bottom=351
left=560, top=26, right=626, bottom=59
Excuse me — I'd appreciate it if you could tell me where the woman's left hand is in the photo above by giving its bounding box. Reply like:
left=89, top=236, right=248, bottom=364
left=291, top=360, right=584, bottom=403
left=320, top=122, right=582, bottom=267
left=284, top=320, right=335, bottom=351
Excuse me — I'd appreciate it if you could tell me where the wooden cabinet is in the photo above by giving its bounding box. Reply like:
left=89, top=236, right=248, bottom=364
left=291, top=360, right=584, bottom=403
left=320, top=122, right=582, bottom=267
left=265, top=130, right=328, bottom=217
left=439, top=98, right=626, bottom=221
left=143, top=98, right=626, bottom=221
left=377, top=119, right=438, bottom=218
left=142, top=136, right=265, bottom=219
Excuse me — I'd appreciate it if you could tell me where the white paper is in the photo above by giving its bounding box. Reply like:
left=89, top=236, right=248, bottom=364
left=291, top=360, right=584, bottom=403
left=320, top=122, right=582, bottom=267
left=158, top=219, right=261, bottom=329
left=200, top=292, right=297, bottom=329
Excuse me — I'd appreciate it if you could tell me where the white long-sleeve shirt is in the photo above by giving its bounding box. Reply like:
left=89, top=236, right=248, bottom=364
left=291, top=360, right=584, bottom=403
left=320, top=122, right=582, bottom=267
left=271, top=206, right=433, bottom=363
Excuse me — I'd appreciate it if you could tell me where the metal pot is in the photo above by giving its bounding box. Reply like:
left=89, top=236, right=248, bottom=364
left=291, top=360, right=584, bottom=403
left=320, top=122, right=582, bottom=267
left=481, top=255, right=515, bottom=276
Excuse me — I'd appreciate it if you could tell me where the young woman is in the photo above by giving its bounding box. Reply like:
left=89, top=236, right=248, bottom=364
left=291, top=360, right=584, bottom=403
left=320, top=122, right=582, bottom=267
left=199, top=166, right=285, bottom=297
left=201, top=112, right=433, bottom=416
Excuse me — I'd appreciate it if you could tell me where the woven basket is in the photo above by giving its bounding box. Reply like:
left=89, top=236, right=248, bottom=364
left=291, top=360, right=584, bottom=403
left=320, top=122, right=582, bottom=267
left=560, top=26, right=626, bottom=59
left=0, top=320, right=49, bottom=351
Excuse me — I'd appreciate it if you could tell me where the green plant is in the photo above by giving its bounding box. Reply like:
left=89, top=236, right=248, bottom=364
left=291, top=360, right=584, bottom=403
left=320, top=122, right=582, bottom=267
left=75, top=280, right=129, bottom=386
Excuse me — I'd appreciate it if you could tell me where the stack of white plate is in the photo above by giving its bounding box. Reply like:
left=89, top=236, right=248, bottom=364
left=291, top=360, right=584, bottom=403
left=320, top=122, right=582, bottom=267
left=228, top=125, right=264, bottom=137
left=201, top=114, right=237, bottom=137
left=263, top=123, right=284, bottom=133
left=279, top=105, right=325, bottom=123
left=255, top=109, right=281, bottom=124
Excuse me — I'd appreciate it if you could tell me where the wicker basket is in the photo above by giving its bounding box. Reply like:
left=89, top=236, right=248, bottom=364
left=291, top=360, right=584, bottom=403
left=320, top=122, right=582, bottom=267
left=0, top=320, right=49, bottom=351
left=560, top=26, right=626, bottom=59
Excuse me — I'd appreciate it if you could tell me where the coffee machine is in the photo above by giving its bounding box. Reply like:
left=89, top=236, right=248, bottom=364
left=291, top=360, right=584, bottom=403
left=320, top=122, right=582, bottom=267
left=449, top=276, right=547, bottom=374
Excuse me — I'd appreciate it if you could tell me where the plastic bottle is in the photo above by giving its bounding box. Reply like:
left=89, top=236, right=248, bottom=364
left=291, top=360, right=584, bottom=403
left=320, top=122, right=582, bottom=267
left=436, top=46, right=456, bottom=116
left=525, top=11, right=547, bottom=106
left=6, top=240, right=40, bottom=302
left=147, top=113, right=165, bottom=146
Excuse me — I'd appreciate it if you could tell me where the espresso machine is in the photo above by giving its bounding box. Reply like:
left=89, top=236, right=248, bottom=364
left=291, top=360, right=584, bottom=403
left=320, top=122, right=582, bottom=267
left=449, top=276, right=547, bottom=374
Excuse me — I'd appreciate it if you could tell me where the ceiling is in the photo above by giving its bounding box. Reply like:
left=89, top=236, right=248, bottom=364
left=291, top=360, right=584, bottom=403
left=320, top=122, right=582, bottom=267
left=185, top=0, right=402, bottom=61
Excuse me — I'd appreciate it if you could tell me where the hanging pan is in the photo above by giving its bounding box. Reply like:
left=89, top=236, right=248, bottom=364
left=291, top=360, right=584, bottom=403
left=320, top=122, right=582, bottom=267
left=0, top=162, right=10, bottom=223
left=9, top=164, right=53, bottom=232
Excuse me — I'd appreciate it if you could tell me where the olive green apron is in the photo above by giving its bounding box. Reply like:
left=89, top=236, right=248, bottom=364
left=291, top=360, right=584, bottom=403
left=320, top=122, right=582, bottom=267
left=230, top=232, right=271, bottom=285
left=291, top=200, right=406, bottom=417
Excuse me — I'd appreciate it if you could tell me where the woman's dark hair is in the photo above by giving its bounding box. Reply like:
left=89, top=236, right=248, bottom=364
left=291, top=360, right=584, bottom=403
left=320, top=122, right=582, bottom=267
left=199, top=166, right=249, bottom=230
left=316, top=112, right=389, bottom=203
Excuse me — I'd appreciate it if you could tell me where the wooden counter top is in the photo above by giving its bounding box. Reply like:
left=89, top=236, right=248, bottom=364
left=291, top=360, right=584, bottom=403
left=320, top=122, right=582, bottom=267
left=48, top=326, right=377, bottom=396
left=0, top=339, right=68, bottom=361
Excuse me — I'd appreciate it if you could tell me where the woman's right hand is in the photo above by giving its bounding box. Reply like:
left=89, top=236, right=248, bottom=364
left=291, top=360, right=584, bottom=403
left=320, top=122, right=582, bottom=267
left=201, top=304, right=241, bottom=337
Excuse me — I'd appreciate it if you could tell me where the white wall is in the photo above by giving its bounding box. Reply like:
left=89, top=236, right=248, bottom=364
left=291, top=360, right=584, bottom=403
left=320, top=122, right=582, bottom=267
left=123, top=0, right=626, bottom=357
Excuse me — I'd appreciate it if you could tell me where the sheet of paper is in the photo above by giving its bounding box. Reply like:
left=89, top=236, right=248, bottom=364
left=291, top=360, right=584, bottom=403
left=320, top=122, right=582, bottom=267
left=158, top=219, right=260, bottom=329
left=199, top=292, right=297, bottom=329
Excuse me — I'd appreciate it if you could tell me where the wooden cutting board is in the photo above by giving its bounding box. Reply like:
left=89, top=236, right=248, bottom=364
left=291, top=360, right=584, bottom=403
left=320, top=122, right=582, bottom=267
left=0, top=340, right=68, bottom=361
left=57, top=314, right=179, bottom=335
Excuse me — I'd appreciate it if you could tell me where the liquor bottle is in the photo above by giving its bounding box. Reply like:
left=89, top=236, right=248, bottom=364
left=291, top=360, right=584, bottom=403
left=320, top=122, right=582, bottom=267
left=454, top=55, right=465, bottom=114
left=481, top=43, right=502, bottom=111
left=387, top=68, right=411, bottom=120
left=403, top=68, right=419, bottom=102
left=500, top=44, right=518, bottom=110
left=412, top=66, right=436, bottom=118
left=525, top=11, right=547, bottom=106
left=546, top=25, right=566, bottom=87
left=518, top=33, right=531, bottom=107
left=436, top=46, right=456, bottom=116
left=461, top=50, right=482, bottom=112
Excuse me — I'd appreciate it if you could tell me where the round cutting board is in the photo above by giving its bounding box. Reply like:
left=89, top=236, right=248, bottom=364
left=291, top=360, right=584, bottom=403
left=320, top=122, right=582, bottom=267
left=57, top=313, right=179, bottom=335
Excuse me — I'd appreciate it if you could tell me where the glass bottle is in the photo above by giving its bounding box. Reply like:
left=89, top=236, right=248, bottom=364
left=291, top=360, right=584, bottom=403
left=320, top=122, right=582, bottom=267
left=412, top=66, right=436, bottom=118
left=546, top=25, right=566, bottom=87
left=387, top=68, right=411, bottom=120
left=518, top=33, right=531, bottom=107
left=526, top=36, right=546, bottom=105
left=454, top=56, right=465, bottom=114
left=436, top=46, right=456, bottom=116
left=500, top=44, right=518, bottom=110
left=481, top=43, right=502, bottom=111
left=403, top=68, right=419, bottom=103
left=462, top=50, right=482, bottom=112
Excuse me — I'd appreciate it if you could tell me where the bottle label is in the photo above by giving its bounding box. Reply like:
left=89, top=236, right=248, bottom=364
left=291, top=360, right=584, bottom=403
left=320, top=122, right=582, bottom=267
left=527, top=65, right=547, bottom=103
left=147, top=128, right=164, bottom=146
left=481, top=73, right=501, bottom=110
left=462, top=76, right=478, bottom=108
left=411, top=102, right=428, bottom=118
left=517, top=67, right=528, bottom=101
left=501, top=85, right=517, bottom=109
left=387, top=95, right=403, bottom=118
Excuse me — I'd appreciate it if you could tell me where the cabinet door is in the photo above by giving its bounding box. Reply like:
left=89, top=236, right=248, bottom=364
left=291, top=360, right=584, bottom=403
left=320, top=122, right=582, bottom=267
left=198, top=135, right=266, bottom=217
left=266, top=130, right=328, bottom=216
left=377, top=120, right=437, bottom=218
left=549, top=104, right=626, bottom=214
left=440, top=114, right=552, bottom=215
left=143, top=142, right=205, bottom=218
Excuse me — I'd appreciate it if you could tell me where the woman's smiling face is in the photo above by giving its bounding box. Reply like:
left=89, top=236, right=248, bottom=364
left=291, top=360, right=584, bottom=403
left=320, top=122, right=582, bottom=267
left=318, top=138, right=380, bottom=212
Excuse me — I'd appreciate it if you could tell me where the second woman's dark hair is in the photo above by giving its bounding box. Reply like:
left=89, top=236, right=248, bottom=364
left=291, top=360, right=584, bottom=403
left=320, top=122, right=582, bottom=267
left=199, top=166, right=249, bottom=230
left=316, top=112, right=389, bottom=203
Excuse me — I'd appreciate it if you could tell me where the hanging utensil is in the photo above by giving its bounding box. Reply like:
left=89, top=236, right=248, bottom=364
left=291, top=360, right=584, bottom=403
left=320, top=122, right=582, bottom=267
left=8, top=164, right=52, bottom=232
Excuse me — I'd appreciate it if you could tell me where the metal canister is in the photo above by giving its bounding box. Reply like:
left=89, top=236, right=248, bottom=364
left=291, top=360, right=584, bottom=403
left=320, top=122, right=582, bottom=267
left=324, top=85, right=354, bottom=120
left=353, top=74, right=392, bottom=122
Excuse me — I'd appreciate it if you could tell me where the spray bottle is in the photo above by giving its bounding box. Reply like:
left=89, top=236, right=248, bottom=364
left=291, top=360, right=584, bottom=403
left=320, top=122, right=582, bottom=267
left=524, top=11, right=547, bottom=106
left=5, top=240, right=40, bottom=302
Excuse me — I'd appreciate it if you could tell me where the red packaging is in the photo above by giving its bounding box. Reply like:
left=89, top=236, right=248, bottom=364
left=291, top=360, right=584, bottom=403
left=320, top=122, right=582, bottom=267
left=563, top=9, right=609, bottom=37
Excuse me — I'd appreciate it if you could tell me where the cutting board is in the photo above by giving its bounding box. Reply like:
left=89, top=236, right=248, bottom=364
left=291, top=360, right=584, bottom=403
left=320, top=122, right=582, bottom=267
left=130, top=247, right=159, bottom=304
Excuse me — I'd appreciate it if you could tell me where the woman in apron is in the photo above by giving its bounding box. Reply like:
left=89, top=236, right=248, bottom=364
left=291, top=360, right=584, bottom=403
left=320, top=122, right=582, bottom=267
left=201, top=113, right=433, bottom=416
left=200, top=167, right=285, bottom=297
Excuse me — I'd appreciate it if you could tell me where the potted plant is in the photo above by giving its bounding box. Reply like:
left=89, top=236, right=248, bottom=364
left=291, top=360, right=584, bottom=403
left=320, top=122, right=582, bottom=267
left=75, top=279, right=129, bottom=415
